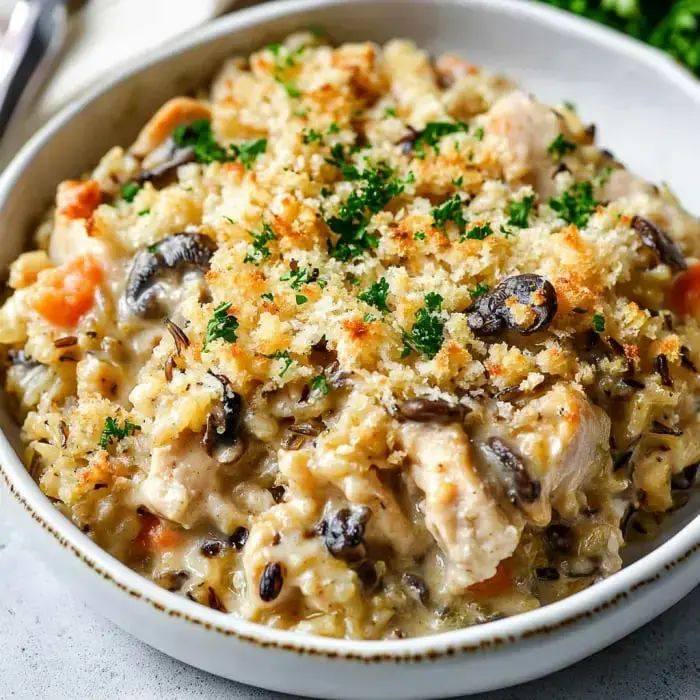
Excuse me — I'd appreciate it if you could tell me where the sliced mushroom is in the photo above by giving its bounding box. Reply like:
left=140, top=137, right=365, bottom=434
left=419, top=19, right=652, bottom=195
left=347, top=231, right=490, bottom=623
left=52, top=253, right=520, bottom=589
left=465, top=274, right=557, bottom=336
left=202, top=372, right=245, bottom=464
left=398, top=398, right=466, bottom=423
left=322, top=506, right=371, bottom=562
left=632, top=215, right=687, bottom=272
left=484, top=437, right=541, bottom=506
left=135, top=146, right=196, bottom=187
left=124, top=233, right=217, bottom=317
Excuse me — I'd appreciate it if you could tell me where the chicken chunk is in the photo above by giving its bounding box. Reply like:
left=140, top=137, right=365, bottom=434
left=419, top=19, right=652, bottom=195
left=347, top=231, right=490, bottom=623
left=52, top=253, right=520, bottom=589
left=484, top=91, right=573, bottom=198
left=140, top=432, right=223, bottom=528
left=479, top=383, right=611, bottom=525
left=400, top=422, right=522, bottom=592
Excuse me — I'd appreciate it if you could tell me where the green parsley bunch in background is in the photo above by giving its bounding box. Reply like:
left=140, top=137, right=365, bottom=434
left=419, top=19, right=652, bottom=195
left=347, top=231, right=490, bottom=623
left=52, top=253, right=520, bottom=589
left=535, top=0, right=700, bottom=76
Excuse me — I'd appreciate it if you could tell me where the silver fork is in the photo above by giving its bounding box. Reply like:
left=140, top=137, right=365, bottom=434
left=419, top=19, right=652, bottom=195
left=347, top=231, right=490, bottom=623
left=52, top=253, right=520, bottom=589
left=0, top=0, right=69, bottom=147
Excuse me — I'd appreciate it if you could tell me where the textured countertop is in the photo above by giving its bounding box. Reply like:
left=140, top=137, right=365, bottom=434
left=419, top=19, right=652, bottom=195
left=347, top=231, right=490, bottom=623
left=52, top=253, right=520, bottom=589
left=0, top=501, right=697, bottom=699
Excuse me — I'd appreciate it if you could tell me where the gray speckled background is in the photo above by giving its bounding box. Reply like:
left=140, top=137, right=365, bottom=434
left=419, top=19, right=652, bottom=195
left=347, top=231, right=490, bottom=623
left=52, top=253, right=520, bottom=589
left=0, top=503, right=697, bottom=699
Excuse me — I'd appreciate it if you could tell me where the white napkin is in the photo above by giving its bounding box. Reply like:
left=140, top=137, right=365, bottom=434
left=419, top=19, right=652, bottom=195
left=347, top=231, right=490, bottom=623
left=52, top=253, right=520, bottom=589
left=1, top=0, right=238, bottom=164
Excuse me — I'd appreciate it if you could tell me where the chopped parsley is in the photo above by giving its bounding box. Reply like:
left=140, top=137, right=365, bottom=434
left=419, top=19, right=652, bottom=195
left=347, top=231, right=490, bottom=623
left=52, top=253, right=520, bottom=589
left=268, top=42, right=305, bottom=97
left=473, top=126, right=485, bottom=141
left=460, top=222, right=493, bottom=242
left=172, top=119, right=266, bottom=168
left=265, top=350, right=293, bottom=377
left=325, top=154, right=406, bottom=260
left=302, top=128, right=323, bottom=144
left=282, top=265, right=326, bottom=290
left=121, top=182, right=141, bottom=203
left=234, top=138, right=268, bottom=168
left=414, top=121, right=469, bottom=158
left=452, top=175, right=464, bottom=186
left=327, top=122, right=340, bottom=134
left=99, top=417, right=141, bottom=449
left=432, top=194, right=466, bottom=231
left=469, top=282, right=489, bottom=299
left=295, top=294, right=308, bottom=305
left=137, top=208, right=150, bottom=216
left=414, top=231, right=426, bottom=241
left=261, top=292, right=274, bottom=301
left=592, top=312, right=606, bottom=334
left=547, top=133, right=577, bottom=161
left=548, top=181, right=599, bottom=228
left=358, top=277, right=390, bottom=312
left=310, top=374, right=330, bottom=395
left=363, top=313, right=377, bottom=323
left=203, top=302, right=239, bottom=352
left=594, top=166, right=613, bottom=187
left=384, top=107, right=398, bottom=118
left=508, top=194, right=536, bottom=228
left=244, top=223, right=276, bottom=265
left=401, top=293, right=445, bottom=359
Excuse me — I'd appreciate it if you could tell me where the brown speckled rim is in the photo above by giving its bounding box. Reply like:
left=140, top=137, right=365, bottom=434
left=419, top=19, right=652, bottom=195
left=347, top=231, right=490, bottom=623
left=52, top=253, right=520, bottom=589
left=1, top=0, right=700, bottom=664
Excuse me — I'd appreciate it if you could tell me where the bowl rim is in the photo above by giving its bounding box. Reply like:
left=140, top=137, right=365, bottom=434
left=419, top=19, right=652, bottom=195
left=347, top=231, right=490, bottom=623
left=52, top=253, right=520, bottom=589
left=1, top=0, right=699, bottom=662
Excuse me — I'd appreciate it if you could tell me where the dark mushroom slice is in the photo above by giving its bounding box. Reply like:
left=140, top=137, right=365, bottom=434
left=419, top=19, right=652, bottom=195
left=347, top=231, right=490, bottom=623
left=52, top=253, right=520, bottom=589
left=125, top=233, right=217, bottom=317
left=632, top=216, right=687, bottom=272
left=229, top=526, right=249, bottom=550
left=543, top=522, right=574, bottom=554
left=201, top=372, right=245, bottom=464
left=464, top=274, right=558, bottom=336
left=323, top=506, right=371, bottom=562
left=484, top=437, right=541, bottom=506
left=134, top=145, right=196, bottom=187
left=398, top=398, right=466, bottom=423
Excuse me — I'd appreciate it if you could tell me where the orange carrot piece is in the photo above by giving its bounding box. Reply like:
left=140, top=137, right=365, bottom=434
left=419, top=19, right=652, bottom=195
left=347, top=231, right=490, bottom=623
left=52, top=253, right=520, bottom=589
left=56, top=179, right=102, bottom=220
left=468, top=560, right=514, bottom=597
left=669, top=262, right=700, bottom=320
left=134, top=513, right=183, bottom=552
left=31, top=255, right=103, bottom=328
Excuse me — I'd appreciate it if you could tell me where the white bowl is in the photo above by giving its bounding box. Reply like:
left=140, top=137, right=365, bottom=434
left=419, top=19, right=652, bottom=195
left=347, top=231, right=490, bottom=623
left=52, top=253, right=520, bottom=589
left=1, top=1, right=699, bottom=698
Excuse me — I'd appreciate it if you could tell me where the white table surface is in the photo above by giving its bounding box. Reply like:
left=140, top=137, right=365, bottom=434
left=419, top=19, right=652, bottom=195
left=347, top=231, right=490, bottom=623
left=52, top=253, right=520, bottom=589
left=0, top=499, right=698, bottom=700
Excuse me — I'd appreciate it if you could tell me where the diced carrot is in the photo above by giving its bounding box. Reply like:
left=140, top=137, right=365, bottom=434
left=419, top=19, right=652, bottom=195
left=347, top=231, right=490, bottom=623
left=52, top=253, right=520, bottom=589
left=468, top=560, right=513, bottom=597
left=31, top=255, right=103, bottom=328
left=669, top=262, right=700, bottom=320
left=56, top=179, right=103, bottom=220
left=134, top=512, right=183, bottom=552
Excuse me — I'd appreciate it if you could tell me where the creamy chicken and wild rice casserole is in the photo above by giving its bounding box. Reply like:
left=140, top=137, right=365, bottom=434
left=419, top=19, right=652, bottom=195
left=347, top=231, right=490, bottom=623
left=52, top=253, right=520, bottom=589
left=1, top=32, right=699, bottom=640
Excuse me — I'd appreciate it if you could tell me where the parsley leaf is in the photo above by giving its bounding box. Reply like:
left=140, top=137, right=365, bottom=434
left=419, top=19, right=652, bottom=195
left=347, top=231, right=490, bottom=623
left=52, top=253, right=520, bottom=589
left=327, top=122, right=340, bottom=134
left=137, top=208, right=150, bottom=216
left=473, top=126, right=485, bottom=141
left=460, top=222, right=493, bottom=242
left=302, top=128, right=323, bottom=144
left=295, top=294, right=308, bottom=305
left=282, top=266, right=325, bottom=290
left=548, top=181, right=599, bottom=228
left=121, top=182, right=141, bottom=203
left=358, top=277, right=390, bottom=312
left=384, top=107, right=397, bottom=118
left=592, top=312, right=606, bottom=334
left=310, top=374, right=330, bottom=395
left=547, top=133, right=577, bottom=161
left=432, top=194, right=466, bottom=231
left=508, top=195, right=536, bottom=228
left=414, top=231, right=426, bottom=241
left=204, top=302, right=239, bottom=351
left=325, top=156, right=406, bottom=260
left=469, top=282, right=489, bottom=299
left=233, top=138, right=267, bottom=168
left=99, top=417, right=141, bottom=449
left=173, top=119, right=266, bottom=168
left=414, top=121, right=469, bottom=158
left=265, top=350, right=294, bottom=377
left=244, top=223, right=276, bottom=265
left=402, top=293, right=445, bottom=359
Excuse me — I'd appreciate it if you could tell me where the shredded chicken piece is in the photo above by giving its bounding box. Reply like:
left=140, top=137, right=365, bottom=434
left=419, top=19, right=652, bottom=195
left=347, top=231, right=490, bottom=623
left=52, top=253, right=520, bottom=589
left=400, top=422, right=522, bottom=592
